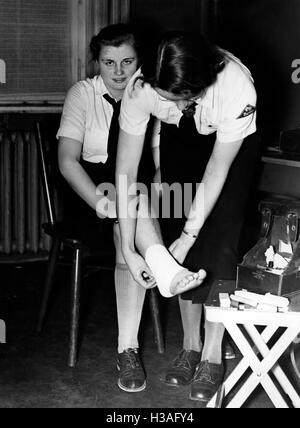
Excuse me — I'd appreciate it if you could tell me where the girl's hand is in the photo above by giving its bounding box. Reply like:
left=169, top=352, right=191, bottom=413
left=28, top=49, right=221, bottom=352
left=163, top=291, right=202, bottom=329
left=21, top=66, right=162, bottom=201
left=96, top=197, right=117, bottom=219
left=123, top=249, right=156, bottom=289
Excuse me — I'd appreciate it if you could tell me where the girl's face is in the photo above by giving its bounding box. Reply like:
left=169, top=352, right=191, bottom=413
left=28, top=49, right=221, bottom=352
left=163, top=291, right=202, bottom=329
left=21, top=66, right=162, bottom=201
left=155, top=87, right=201, bottom=112
left=99, top=43, right=138, bottom=99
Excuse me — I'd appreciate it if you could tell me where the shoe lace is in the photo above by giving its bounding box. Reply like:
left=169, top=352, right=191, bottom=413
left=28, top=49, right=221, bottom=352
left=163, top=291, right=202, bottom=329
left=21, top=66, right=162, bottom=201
left=122, top=349, right=141, bottom=370
left=193, top=361, right=214, bottom=384
left=173, top=350, right=192, bottom=370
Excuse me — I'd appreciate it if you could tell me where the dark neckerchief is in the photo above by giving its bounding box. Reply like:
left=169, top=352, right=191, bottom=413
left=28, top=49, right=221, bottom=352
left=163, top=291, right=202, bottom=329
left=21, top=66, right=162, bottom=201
left=179, top=101, right=198, bottom=133
left=103, top=94, right=121, bottom=161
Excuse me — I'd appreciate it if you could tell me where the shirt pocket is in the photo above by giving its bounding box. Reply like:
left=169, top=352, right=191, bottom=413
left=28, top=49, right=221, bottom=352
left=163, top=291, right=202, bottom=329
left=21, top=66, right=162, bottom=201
left=83, top=127, right=109, bottom=158
left=201, top=107, right=219, bottom=129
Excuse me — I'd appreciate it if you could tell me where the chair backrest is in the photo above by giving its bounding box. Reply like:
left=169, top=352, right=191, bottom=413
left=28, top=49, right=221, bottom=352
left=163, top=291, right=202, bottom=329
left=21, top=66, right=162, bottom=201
left=35, top=122, right=57, bottom=226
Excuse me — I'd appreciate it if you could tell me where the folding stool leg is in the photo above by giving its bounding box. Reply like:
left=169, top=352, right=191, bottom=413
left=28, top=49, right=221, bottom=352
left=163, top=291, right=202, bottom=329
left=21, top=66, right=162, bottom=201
left=36, top=237, right=61, bottom=333
left=291, top=342, right=300, bottom=379
left=149, top=288, right=165, bottom=353
left=68, top=247, right=82, bottom=368
left=210, top=325, right=279, bottom=406
left=223, top=322, right=294, bottom=408
left=215, top=383, right=225, bottom=408
left=245, top=324, right=300, bottom=408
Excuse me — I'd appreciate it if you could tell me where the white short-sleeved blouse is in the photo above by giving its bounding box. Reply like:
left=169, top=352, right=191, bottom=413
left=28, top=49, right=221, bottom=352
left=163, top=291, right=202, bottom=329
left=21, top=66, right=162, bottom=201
left=57, top=75, right=116, bottom=163
left=119, top=50, right=257, bottom=147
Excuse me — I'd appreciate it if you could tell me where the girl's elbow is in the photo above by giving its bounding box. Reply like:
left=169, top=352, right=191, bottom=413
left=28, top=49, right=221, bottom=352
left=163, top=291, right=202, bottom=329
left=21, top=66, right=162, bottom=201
left=58, top=155, right=76, bottom=179
left=57, top=154, right=68, bottom=176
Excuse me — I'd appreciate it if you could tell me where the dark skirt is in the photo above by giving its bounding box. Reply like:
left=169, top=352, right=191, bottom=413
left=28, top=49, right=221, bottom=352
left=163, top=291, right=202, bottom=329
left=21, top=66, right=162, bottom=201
left=61, top=159, right=116, bottom=252
left=159, top=122, right=261, bottom=303
left=61, top=137, right=155, bottom=250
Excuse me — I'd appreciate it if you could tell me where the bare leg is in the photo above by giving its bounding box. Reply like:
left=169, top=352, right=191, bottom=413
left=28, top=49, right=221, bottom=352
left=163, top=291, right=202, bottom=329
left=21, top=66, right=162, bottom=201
left=179, top=297, right=203, bottom=352
left=201, top=320, right=225, bottom=364
left=134, top=194, right=206, bottom=296
left=134, top=194, right=164, bottom=248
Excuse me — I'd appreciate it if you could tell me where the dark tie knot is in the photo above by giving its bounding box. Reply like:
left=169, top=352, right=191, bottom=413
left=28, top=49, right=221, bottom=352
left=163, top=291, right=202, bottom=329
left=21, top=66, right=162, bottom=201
left=103, top=93, right=121, bottom=111
left=182, top=101, right=197, bottom=118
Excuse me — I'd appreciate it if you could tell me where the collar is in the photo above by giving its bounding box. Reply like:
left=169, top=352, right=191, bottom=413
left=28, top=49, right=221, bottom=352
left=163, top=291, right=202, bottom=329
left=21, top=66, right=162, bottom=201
left=92, top=75, right=117, bottom=101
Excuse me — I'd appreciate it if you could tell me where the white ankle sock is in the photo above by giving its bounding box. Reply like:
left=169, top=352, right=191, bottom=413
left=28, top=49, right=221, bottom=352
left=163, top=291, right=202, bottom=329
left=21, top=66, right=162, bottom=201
left=115, top=264, right=146, bottom=353
left=145, top=244, right=185, bottom=298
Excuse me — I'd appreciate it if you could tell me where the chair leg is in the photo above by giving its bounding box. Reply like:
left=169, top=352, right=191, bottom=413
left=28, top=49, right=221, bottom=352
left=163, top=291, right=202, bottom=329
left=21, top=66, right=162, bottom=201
left=68, top=247, right=82, bottom=368
left=149, top=288, right=165, bottom=354
left=36, top=237, right=61, bottom=333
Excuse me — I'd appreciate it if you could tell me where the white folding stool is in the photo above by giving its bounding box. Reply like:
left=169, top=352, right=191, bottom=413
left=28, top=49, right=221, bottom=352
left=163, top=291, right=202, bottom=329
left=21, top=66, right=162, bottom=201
left=205, top=281, right=300, bottom=408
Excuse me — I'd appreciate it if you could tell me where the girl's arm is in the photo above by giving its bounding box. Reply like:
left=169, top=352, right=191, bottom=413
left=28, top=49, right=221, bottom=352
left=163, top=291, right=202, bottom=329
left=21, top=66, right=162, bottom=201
left=115, top=129, right=145, bottom=253
left=151, top=119, right=162, bottom=204
left=58, top=137, right=115, bottom=218
left=115, top=129, right=154, bottom=286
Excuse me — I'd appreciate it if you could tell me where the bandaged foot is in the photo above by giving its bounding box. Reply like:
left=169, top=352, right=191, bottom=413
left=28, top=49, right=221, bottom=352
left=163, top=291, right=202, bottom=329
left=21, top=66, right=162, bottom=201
left=169, top=268, right=206, bottom=296
left=145, top=244, right=206, bottom=298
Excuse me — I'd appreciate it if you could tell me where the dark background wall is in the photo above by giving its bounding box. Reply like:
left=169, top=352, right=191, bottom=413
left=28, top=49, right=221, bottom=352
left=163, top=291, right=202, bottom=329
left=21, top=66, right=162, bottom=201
left=130, top=0, right=300, bottom=148
left=215, top=0, right=300, bottom=147
left=130, top=0, right=203, bottom=37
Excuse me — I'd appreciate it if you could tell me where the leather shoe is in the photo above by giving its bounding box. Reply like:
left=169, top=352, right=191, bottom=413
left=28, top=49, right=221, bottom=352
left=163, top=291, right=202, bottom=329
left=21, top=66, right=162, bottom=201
left=190, top=360, right=224, bottom=402
left=117, top=348, right=146, bottom=392
left=165, top=349, right=201, bottom=386
left=223, top=341, right=236, bottom=360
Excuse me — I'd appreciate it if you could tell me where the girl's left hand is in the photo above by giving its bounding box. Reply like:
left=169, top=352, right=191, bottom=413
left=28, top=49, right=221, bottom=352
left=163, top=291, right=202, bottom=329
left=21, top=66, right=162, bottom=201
left=169, top=233, right=196, bottom=264
left=96, top=197, right=117, bottom=219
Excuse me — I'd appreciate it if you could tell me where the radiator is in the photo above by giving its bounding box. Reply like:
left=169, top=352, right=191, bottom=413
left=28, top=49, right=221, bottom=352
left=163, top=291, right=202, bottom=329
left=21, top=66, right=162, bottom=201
left=0, top=130, right=51, bottom=259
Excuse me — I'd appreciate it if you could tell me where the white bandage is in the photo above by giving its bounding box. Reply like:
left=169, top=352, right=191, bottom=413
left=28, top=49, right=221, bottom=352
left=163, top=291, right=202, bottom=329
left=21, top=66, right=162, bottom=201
left=145, top=244, right=185, bottom=298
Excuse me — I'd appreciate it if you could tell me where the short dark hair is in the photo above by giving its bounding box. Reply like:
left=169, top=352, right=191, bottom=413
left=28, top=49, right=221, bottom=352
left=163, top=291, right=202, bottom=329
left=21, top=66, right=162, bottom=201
left=140, top=31, right=225, bottom=96
left=90, top=23, right=142, bottom=64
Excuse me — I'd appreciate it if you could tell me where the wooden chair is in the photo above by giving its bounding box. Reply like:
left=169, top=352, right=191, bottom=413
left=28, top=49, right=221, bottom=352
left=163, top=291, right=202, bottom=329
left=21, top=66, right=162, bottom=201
left=35, top=123, right=164, bottom=367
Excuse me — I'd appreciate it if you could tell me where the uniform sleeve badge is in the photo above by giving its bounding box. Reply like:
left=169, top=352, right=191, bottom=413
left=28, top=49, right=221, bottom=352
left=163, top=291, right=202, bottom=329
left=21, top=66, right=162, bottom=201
left=237, top=104, right=256, bottom=119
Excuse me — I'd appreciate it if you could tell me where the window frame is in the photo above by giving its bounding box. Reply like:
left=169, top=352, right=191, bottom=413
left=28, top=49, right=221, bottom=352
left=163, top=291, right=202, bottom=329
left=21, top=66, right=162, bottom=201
left=0, top=0, right=130, bottom=113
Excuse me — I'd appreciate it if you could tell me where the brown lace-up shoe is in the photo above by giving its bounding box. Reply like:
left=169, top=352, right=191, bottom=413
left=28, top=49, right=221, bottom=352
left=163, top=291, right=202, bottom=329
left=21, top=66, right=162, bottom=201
left=165, top=350, right=201, bottom=386
left=117, top=348, right=146, bottom=393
